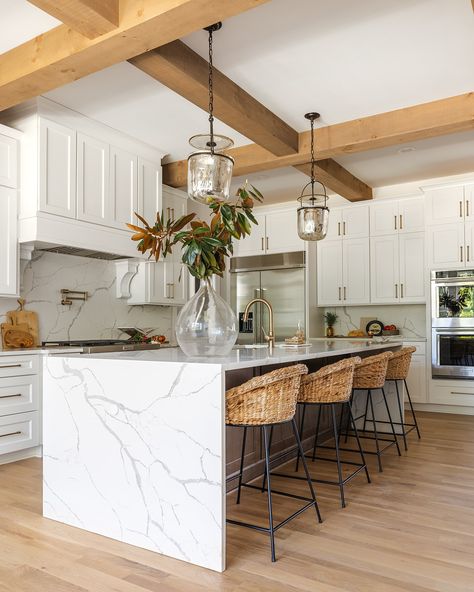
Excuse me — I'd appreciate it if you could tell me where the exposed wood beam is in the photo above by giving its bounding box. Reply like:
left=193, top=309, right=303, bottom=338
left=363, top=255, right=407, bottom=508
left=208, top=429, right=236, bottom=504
left=28, top=0, right=119, bottom=39
left=0, top=0, right=269, bottom=112
left=130, top=40, right=298, bottom=156
left=163, top=92, right=474, bottom=182
left=294, top=161, right=373, bottom=202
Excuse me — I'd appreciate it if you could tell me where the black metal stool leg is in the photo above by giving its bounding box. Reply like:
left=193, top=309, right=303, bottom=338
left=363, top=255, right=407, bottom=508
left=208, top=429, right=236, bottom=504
left=405, top=379, right=421, bottom=439
left=311, top=404, right=323, bottom=461
left=338, top=402, right=345, bottom=443
left=291, top=418, right=323, bottom=523
left=344, top=392, right=354, bottom=443
left=368, top=390, right=383, bottom=472
left=348, top=402, right=370, bottom=483
left=362, top=389, right=370, bottom=434
left=236, top=426, right=247, bottom=504
left=261, top=425, right=274, bottom=492
left=263, top=425, right=276, bottom=562
left=295, top=403, right=307, bottom=472
left=331, top=404, right=345, bottom=508
left=395, top=380, right=408, bottom=451
left=381, top=388, right=401, bottom=456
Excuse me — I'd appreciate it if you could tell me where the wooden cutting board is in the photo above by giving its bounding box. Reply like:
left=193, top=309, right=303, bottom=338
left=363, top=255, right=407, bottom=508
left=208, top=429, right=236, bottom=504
left=1, top=323, right=34, bottom=349
left=6, top=299, right=39, bottom=347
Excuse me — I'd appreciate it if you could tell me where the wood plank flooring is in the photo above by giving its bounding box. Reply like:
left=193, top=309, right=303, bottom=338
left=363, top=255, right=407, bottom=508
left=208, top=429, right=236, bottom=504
left=0, top=412, right=473, bottom=591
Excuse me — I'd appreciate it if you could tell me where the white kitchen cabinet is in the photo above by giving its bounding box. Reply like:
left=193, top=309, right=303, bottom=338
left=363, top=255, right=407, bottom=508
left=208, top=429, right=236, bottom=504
left=317, top=238, right=369, bottom=306
left=370, top=231, right=425, bottom=304
left=0, top=132, right=18, bottom=188
left=109, top=146, right=137, bottom=229
left=405, top=353, right=427, bottom=404
left=127, top=261, right=188, bottom=306
left=428, top=223, right=465, bottom=269
left=39, top=118, right=76, bottom=218
left=425, top=185, right=467, bottom=225
left=325, top=205, right=369, bottom=240
left=317, top=240, right=343, bottom=305
left=77, top=132, right=110, bottom=225
left=370, top=197, right=424, bottom=236
left=138, top=158, right=162, bottom=226
left=162, top=186, right=188, bottom=263
left=0, top=186, right=18, bottom=297
left=232, top=212, right=266, bottom=256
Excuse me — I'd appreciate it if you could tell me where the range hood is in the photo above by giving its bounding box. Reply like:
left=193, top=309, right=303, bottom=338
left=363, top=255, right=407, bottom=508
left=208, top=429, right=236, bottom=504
left=37, top=245, right=130, bottom=261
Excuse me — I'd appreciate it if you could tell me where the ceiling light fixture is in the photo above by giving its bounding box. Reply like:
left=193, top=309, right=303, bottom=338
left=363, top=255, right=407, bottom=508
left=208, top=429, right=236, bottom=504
left=296, top=112, right=329, bottom=241
left=187, top=22, right=234, bottom=204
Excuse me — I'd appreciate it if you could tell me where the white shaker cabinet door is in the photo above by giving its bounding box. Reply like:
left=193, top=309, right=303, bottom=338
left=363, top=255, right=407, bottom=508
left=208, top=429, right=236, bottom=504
left=109, top=146, right=137, bottom=229
left=370, top=234, right=399, bottom=303
left=399, top=232, right=425, bottom=303
left=39, top=118, right=76, bottom=218
left=425, top=186, right=465, bottom=225
left=77, top=132, right=110, bottom=225
left=370, top=200, right=399, bottom=236
left=265, top=210, right=302, bottom=254
left=465, top=185, right=474, bottom=220
left=399, top=197, right=425, bottom=233
left=464, top=221, right=474, bottom=267
left=162, top=189, right=188, bottom=262
left=324, top=208, right=343, bottom=240
left=342, top=238, right=370, bottom=304
left=138, top=158, right=162, bottom=226
left=317, top=240, right=343, bottom=306
left=342, top=205, right=369, bottom=239
left=232, top=213, right=265, bottom=256
left=0, top=186, right=18, bottom=296
left=427, top=223, right=465, bottom=269
left=405, top=355, right=427, bottom=403
left=0, top=133, right=17, bottom=188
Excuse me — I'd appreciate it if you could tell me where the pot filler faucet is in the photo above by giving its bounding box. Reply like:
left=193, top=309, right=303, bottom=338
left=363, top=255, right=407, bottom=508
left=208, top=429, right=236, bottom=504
left=243, top=298, right=275, bottom=353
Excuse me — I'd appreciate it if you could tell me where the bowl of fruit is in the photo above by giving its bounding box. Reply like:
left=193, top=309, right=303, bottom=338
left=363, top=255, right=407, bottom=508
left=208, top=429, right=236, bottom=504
left=382, top=324, right=399, bottom=336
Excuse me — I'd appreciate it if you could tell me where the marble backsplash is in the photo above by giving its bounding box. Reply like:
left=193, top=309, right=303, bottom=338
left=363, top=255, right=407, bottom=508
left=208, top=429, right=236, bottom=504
left=323, top=304, right=427, bottom=339
left=0, top=252, right=173, bottom=343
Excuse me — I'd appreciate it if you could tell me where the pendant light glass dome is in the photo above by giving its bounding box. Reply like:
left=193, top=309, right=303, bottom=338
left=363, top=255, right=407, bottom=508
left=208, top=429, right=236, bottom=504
left=188, top=23, right=234, bottom=204
left=296, top=113, right=329, bottom=241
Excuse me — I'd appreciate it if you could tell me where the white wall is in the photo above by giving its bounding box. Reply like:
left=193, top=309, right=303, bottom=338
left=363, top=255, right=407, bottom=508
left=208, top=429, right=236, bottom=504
left=0, top=252, right=173, bottom=343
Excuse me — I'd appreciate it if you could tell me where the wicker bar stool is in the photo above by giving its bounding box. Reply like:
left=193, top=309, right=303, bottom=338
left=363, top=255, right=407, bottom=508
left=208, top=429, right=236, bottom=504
left=385, top=346, right=421, bottom=450
left=285, top=357, right=370, bottom=509
left=345, top=351, right=401, bottom=472
left=226, top=364, right=322, bottom=562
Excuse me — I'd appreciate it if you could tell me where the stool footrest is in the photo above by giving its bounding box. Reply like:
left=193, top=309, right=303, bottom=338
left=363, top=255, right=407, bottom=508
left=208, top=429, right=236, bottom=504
left=227, top=500, right=316, bottom=534
left=242, top=482, right=315, bottom=504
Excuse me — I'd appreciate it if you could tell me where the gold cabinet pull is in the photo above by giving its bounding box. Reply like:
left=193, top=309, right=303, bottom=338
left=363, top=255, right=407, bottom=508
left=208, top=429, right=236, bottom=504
left=266, top=237, right=269, bottom=250
left=395, top=284, right=398, bottom=298
left=343, top=286, right=347, bottom=300
left=0, top=431, right=21, bottom=439
left=261, top=237, right=264, bottom=251
left=468, top=245, right=470, bottom=262
left=461, top=246, right=463, bottom=262
left=338, top=222, right=341, bottom=236
left=460, top=201, right=463, bottom=218
left=0, top=393, right=21, bottom=399
left=338, top=287, right=342, bottom=301
left=399, top=214, right=403, bottom=230
left=394, top=215, right=397, bottom=230
left=401, top=283, right=404, bottom=298
left=467, top=201, right=470, bottom=217
left=0, top=364, right=22, bottom=369
left=343, top=221, right=346, bottom=236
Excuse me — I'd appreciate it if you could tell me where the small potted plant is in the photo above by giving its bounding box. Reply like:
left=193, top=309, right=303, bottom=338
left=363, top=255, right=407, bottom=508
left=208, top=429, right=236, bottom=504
left=324, top=312, right=338, bottom=338
left=127, top=184, right=263, bottom=357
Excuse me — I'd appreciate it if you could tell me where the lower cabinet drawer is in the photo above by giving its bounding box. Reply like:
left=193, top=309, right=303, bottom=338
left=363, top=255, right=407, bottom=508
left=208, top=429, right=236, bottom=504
left=0, top=411, right=40, bottom=454
left=0, top=355, right=39, bottom=378
left=430, top=380, right=474, bottom=406
left=0, top=375, right=39, bottom=415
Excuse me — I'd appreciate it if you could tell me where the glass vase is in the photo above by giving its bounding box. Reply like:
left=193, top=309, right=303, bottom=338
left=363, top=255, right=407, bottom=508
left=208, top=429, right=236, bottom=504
left=175, top=279, right=238, bottom=357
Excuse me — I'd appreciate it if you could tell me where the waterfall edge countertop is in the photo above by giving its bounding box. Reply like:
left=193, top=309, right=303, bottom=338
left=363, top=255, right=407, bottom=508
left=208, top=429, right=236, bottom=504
left=42, top=339, right=402, bottom=573
left=54, top=338, right=402, bottom=370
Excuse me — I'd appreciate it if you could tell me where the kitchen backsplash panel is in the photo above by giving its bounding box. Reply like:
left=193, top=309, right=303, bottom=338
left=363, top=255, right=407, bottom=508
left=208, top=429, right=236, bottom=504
left=323, top=304, right=426, bottom=339
left=0, top=252, right=173, bottom=343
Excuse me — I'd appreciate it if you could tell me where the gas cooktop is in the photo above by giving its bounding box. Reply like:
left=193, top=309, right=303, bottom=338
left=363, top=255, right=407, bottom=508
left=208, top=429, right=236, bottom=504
left=41, top=339, right=165, bottom=354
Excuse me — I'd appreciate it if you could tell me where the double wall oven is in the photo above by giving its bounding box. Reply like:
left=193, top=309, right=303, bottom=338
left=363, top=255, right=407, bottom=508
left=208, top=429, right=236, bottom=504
left=431, top=270, right=474, bottom=379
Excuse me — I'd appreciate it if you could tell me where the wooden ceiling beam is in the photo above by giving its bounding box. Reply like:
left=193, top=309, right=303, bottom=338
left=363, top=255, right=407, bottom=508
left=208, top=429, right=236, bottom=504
left=28, top=0, right=120, bottom=39
left=0, top=0, right=269, bottom=112
left=163, top=92, right=474, bottom=183
left=130, top=40, right=298, bottom=156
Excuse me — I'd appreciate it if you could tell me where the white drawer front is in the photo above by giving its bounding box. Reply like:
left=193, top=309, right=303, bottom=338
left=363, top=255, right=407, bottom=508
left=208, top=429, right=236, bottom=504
left=0, top=375, right=39, bottom=416
left=0, top=355, right=39, bottom=378
left=0, top=411, right=39, bottom=454
left=403, top=341, right=426, bottom=356
left=430, top=380, right=474, bottom=406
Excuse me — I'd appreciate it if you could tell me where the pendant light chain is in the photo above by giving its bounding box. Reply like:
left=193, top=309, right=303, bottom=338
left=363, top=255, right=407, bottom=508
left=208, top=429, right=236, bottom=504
left=208, top=26, right=215, bottom=154
left=310, top=116, right=315, bottom=200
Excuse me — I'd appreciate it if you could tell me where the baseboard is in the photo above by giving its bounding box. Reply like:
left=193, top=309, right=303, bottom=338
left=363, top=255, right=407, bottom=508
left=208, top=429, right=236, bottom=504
left=412, top=403, right=474, bottom=415
left=0, top=446, right=42, bottom=465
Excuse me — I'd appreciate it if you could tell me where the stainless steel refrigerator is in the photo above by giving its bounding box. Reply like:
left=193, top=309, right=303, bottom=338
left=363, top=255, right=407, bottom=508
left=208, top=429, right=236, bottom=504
left=229, top=252, right=306, bottom=345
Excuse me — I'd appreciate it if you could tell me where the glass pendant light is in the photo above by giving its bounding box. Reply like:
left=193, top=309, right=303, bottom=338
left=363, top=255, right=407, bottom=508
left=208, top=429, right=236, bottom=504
left=188, top=23, right=234, bottom=204
left=297, top=112, right=330, bottom=241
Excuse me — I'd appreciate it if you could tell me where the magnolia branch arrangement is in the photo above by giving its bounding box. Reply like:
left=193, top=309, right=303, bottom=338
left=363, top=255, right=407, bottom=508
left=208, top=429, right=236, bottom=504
left=127, top=185, right=263, bottom=280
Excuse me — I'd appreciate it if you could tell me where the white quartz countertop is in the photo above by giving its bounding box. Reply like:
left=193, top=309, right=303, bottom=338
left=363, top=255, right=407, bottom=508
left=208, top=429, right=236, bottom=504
left=54, top=339, right=403, bottom=371
left=0, top=347, right=83, bottom=357
left=311, top=336, right=426, bottom=342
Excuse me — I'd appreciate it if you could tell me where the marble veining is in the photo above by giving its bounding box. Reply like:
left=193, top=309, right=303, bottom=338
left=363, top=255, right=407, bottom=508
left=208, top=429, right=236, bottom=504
left=0, top=252, right=172, bottom=342
left=43, top=356, right=225, bottom=571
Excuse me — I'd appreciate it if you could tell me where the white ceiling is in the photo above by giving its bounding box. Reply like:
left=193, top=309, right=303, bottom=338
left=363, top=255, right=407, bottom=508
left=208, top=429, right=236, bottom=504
left=1, top=0, right=474, bottom=203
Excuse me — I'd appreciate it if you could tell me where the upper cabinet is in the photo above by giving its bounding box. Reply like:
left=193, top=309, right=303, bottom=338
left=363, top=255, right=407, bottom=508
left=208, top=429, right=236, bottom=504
left=0, top=125, right=20, bottom=297
left=232, top=208, right=303, bottom=257
left=425, top=185, right=473, bottom=225
left=325, top=204, right=369, bottom=240
left=370, top=197, right=424, bottom=236
left=0, top=98, right=165, bottom=259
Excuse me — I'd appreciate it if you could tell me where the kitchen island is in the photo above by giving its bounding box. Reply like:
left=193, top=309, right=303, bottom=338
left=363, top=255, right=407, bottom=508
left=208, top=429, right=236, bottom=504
left=42, top=340, right=401, bottom=572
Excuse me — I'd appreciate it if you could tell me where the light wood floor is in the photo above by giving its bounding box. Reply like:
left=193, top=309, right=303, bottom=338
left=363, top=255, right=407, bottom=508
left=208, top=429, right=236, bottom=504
left=1, top=411, right=474, bottom=591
